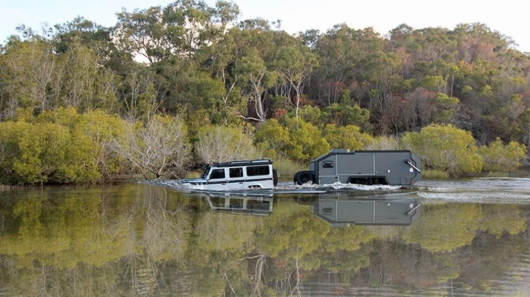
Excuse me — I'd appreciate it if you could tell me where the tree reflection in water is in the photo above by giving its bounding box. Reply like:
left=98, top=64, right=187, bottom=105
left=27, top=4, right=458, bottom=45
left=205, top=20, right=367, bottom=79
left=0, top=183, right=528, bottom=296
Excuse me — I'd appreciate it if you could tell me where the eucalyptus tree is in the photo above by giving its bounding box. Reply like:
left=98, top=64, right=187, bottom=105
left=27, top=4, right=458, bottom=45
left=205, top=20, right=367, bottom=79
left=193, top=2, right=245, bottom=124
left=310, top=25, right=389, bottom=108
left=234, top=47, right=273, bottom=122
left=114, top=0, right=237, bottom=63
left=52, top=17, right=115, bottom=63
left=114, top=0, right=240, bottom=122
left=56, top=42, right=119, bottom=113
left=0, top=33, right=120, bottom=118
left=312, top=25, right=401, bottom=128
left=227, top=19, right=279, bottom=123
left=273, top=42, right=318, bottom=124
left=0, top=38, right=56, bottom=113
left=311, top=24, right=361, bottom=106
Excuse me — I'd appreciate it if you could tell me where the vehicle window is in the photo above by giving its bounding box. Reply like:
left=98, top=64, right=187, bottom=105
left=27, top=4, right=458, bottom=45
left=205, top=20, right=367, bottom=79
left=210, top=169, right=225, bottom=179
left=229, top=198, right=244, bottom=209
left=323, top=161, right=334, bottom=168
left=229, top=167, right=243, bottom=178
left=210, top=197, right=225, bottom=207
left=247, top=200, right=271, bottom=210
left=247, top=165, right=270, bottom=176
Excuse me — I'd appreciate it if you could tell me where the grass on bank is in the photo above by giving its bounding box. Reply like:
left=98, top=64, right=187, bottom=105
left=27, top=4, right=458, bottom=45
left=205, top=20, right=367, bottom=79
left=272, top=158, right=307, bottom=180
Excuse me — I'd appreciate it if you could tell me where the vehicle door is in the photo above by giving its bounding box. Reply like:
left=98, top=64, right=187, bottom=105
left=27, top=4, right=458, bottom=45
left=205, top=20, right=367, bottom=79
left=208, top=168, right=227, bottom=185
left=228, top=167, right=245, bottom=187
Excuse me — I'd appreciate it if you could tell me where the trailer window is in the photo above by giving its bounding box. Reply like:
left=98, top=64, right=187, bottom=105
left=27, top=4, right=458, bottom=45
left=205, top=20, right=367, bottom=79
left=210, top=169, right=225, bottom=179
left=247, top=165, right=270, bottom=176
left=229, top=167, right=243, bottom=178
left=323, top=161, right=334, bottom=168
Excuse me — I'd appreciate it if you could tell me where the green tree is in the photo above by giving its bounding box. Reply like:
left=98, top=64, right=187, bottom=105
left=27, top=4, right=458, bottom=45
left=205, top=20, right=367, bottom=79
left=322, top=124, right=373, bottom=151
left=282, top=117, right=330, bottom=162
left=420, top=75, right=447, bottom=92
left=297, top=105, right=322, bottom=126
left=73, top=110, right=125, bottom=178
left=31, top=107, right=126, bottom=180
left=254, top=118, right=291, bottom=159
left=433, top=93, right=459, bottom=124
left=320, top=102, right=371, bottom=128
left=0, top=112, right=105, bottom=184
left=478, top=137, right=527, bottom=172
left=400, top=124, right=482, bottom=176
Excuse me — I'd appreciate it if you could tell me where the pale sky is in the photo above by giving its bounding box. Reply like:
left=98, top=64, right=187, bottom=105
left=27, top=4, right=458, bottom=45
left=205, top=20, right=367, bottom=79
left=1, top=0, right=529, bottom=53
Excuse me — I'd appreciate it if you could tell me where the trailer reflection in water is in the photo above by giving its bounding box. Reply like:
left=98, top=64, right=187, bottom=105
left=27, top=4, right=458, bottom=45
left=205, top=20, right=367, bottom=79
left=194, top=190, right=421, bottom=226
left=293, top=191, right=421, bottom=226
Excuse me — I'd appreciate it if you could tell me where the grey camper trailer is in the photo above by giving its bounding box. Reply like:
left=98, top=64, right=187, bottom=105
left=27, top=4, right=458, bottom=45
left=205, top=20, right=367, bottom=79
left=293, top=149, right=421, bottom=187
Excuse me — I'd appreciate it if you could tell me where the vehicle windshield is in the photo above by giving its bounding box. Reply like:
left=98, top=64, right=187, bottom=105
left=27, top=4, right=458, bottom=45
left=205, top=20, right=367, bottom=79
left=201, top=165, right=210, bottom=179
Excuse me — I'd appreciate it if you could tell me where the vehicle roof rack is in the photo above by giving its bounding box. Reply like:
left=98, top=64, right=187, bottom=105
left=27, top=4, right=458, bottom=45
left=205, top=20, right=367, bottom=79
left=214, top=159, right=273, bottom=167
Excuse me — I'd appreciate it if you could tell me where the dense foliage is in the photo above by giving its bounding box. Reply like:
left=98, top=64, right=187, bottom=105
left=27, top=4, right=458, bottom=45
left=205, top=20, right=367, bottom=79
left=1, top=0, right=529, bottom=183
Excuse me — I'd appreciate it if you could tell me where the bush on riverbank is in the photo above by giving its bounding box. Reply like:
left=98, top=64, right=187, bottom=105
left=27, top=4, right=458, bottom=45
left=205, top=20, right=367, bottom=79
left=0, top=108, right=528, bottom=185
left=422, top=170, right=450, bottom=179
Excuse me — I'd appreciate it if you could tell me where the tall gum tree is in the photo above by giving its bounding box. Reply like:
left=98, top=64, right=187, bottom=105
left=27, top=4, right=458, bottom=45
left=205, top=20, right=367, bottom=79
left=229, top=19, right=278, bottom=123
left=274, top=44, right=318, bottom=125
left=1, top=39, right=56, bottom=112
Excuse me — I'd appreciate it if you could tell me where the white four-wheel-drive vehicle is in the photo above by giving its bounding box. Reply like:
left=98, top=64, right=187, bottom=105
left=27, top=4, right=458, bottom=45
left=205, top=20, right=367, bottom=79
left=179, top=159, right=278, bottom=190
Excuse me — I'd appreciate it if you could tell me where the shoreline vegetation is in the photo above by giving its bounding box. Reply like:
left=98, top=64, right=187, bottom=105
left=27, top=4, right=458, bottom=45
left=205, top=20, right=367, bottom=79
left=1, top=1, right=530, bottom=185
left=0, top=108, right=524, bottom=186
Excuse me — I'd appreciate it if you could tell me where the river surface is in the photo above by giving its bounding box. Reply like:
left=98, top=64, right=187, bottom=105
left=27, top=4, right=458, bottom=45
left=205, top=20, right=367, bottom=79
left=0, top=178, right=529, bottom=296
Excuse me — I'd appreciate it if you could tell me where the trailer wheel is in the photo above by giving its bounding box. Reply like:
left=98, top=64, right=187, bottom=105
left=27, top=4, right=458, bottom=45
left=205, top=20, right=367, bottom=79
left=293, top=171, right=302, bottom=184
left=295, top=171, right=313, bottom=185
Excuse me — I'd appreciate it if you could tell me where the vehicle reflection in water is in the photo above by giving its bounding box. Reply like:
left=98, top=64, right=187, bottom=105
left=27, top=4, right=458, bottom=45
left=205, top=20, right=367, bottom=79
left=195, top=189, right=421, bottom=226
left=198, top=191, right=274, bottom=216
left=294, top=191, right=421, bottom=226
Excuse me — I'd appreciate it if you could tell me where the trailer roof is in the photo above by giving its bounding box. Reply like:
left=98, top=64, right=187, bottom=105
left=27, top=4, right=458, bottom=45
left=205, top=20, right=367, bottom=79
left=311, top=149, right=412, bottom=163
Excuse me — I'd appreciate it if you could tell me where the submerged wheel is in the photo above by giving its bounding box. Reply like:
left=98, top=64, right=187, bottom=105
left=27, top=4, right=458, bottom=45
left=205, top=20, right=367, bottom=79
left=295, top=171, right=314, bottom=185
left=293, top=171, right=302, bottom=184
